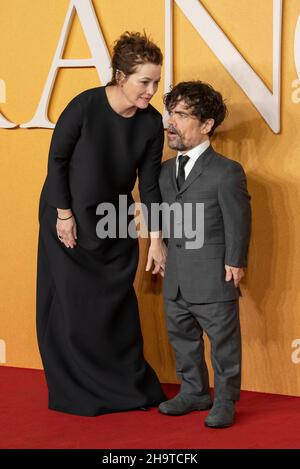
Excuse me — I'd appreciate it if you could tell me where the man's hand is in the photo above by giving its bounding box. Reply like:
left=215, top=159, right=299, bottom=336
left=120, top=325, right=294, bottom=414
left=225, top=265, right=244, bottom=288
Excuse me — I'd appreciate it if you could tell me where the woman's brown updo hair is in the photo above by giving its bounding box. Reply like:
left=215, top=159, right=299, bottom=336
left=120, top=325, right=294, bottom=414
left=107, top=31, right=163, bottom=86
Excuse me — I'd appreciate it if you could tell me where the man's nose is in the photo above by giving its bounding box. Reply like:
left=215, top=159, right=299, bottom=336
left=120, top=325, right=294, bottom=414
left=167, top=114, right=176, bottom=127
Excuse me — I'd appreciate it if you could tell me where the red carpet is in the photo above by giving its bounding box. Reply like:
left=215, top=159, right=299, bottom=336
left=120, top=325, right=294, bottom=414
left=0, top=366, right=299, bottom=449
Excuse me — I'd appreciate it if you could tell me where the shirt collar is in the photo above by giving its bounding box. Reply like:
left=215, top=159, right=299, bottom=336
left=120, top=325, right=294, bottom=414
left=176, top=140, right=210, bottom=164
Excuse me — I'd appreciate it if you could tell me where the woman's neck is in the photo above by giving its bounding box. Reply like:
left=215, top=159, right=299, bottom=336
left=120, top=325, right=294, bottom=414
left=105, top=85, right=137, bottom=117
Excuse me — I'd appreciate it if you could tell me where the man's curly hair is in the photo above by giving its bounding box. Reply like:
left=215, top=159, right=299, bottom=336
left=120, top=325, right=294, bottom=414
left=164, top=81, right=228, bottom=136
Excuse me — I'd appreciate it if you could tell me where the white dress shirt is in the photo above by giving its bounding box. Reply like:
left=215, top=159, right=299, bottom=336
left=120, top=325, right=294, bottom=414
left=176, top=140, right=211, bottom=179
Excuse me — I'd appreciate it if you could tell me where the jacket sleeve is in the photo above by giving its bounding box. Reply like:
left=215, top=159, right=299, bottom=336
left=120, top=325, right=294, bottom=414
left=138, top=117, right=164, bottom=232
left=45, top=95, right=83, bottom=209
left=218, top=161, right=252, bottom=267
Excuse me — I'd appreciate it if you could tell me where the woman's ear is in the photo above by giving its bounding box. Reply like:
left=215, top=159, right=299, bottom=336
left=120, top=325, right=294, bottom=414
left=115, top=69, right=126, bottom=86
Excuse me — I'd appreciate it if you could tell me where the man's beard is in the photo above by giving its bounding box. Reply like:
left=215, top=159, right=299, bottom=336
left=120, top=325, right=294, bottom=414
left=168, top=137, right=187, bottom=151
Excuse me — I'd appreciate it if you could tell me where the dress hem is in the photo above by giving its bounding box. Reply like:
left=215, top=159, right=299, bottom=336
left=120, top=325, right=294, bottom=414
left=48, top=400, right=163, bottom=417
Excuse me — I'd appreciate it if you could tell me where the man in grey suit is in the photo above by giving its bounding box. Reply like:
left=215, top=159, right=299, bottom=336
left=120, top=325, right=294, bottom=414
left=158, top=81, right=251, bottom=428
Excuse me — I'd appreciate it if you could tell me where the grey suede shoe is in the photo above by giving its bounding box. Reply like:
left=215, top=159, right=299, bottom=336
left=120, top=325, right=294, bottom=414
left=158, top=393, right=213, bottom=416
left=204, top=399, right=236, bottom=428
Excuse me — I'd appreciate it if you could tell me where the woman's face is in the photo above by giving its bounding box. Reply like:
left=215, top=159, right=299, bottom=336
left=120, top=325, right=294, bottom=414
left=120, top=63, right=162, bottom=108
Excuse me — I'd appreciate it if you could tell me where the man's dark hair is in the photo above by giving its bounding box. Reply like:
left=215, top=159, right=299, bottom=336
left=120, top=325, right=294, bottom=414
left=164, top=81, right=228, bottom=136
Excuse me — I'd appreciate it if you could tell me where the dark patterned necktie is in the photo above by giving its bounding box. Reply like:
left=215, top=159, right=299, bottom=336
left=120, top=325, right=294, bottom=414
left=177, top=154, right=190, bottom=190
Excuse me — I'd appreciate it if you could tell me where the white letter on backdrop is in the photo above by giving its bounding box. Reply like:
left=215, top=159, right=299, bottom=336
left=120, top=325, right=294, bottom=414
left=20, top=0, right=111, bottom=128
left=174, top=0, right=282, bottom=133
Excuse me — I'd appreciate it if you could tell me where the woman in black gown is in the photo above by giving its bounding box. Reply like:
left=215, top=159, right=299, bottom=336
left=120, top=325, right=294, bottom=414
left=36, top=32, right=167, bottom=416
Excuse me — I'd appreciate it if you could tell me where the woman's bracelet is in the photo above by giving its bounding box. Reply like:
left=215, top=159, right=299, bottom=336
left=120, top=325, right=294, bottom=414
left=57, top=214, right=73, bottom=220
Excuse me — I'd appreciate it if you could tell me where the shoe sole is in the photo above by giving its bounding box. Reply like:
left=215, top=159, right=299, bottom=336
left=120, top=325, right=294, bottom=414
left=204, top=421, right=234, bottom=429
left=158, top=403, right=213, bottom=416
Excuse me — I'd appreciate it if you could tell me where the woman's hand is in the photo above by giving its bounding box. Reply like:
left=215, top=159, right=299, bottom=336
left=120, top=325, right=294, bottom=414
left=56, top=209, right=77, bottom=249
left=146, top=234, right=167, bottom=277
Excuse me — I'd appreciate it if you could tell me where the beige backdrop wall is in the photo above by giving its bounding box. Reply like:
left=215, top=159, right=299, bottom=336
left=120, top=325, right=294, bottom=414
left=1, top=0, right=300, bottom=396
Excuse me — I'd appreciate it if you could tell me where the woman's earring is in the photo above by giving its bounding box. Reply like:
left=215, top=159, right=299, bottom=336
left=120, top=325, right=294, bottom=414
left=116, top=69, right=125, bottom=86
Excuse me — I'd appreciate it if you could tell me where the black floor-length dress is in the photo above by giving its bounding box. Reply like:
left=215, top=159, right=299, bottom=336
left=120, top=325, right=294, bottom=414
left=36, top=86, right=166, bottom=416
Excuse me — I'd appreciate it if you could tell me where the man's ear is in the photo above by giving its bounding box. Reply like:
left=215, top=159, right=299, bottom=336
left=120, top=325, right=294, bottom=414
left=201, top=118, right=215, bottom=134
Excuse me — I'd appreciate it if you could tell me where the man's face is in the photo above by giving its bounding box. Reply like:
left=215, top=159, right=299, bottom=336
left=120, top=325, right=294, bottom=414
left=166, top=99, right=214, bottom=152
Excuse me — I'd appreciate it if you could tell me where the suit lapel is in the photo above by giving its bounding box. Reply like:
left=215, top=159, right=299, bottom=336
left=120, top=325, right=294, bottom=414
left=179, top=145, right=215, bottom=194
left=169, top=158, right=178, bottom=192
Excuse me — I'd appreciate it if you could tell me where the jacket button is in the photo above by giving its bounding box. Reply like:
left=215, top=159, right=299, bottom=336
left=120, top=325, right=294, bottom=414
left=176, top=243, right=182, bottom=248
left=176, top=195, right=182, bottom=201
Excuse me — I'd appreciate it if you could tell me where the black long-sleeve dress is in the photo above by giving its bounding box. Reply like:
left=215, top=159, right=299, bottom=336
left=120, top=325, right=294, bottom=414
left=36, top=86, right=166, bottom=416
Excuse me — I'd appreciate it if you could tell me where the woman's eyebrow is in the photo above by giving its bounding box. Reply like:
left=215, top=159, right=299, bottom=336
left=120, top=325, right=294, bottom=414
left=140, top=76, right=161, bottom=80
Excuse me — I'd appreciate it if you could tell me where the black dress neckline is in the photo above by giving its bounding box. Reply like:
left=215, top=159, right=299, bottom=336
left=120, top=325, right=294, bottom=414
left=102, top=85, right=140, bottom=121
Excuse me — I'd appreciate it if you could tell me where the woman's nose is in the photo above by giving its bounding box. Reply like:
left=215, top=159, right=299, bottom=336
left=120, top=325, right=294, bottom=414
left=147, top=83, right=156, bottom=96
